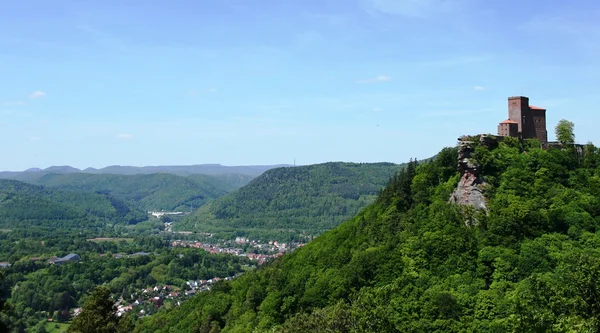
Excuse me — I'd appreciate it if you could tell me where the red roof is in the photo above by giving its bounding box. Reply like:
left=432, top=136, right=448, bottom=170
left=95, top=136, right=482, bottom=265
left=530, top=105, right=546, bottom=110
left=500, top=119, right=518, bottom=124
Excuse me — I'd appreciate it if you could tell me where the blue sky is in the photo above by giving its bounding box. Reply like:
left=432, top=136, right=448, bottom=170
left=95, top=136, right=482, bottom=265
left=1, top=0, right=599, bottom=170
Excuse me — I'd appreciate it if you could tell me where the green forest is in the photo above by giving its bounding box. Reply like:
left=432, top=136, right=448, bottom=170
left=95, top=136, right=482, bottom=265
left=0, top=170, right=256, bottom=214
left=135, top=137, right=600, bottom=332
left=25, top=172, right=249, bottom=212
left=0, top=180, right=148, bottom=230
left=177, top=162, right=401, bottom=240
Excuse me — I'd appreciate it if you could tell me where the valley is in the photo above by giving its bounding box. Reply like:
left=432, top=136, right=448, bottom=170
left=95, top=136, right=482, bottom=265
left=0, top=162, right=397, bottom=331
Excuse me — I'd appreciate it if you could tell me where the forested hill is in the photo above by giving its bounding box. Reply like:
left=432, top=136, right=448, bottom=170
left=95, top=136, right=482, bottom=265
left=175, top=162, right=401, bottom=240
left=0, top=179, right=147, bottom=230
left=28, top=173, right=232, bottom=212
left=186, top=173, right=255, bottom=193
left=137, top=138, right=600, bottom=332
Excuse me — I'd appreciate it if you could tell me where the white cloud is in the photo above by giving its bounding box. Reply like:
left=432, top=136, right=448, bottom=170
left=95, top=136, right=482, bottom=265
left=356, top=74, right=392, bottom=83
left=0, top=109, right=29, bottom=116
left=520, top=11, right=600, bottom=53
left=364, top=0, right=465, bottom=18
left=117, top=133, right=134, bottom=140
left=187, top=90, right=200, bottom=98
left=29, top=91, right=47, bottom=99
left=473, top=86, right=486, bottom=91
left=295, top=30, right=324, bottom=48
left=521, top=12, right=600, bottom=37
left=373, top=107, right=383, bottom=112
left=416, top=56, right=489, bottom=69
left=422, top=109, right=490, bottom=117
left=187, top=88, right=217, bottom=98
left=29, top=136, right=41, bottom=142
left=4, top=101, right=25, bottom=106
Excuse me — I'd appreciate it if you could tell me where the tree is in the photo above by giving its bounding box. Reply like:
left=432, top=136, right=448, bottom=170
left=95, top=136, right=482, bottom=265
left=68, top=286, right=117, bottom=333
left=555, top=119, right=575, bottom=145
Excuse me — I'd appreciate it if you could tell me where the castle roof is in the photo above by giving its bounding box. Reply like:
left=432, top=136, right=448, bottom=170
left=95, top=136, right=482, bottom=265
left=530, top=105, right=546, bottom=110
left=499, top=119, right=518, bottom=124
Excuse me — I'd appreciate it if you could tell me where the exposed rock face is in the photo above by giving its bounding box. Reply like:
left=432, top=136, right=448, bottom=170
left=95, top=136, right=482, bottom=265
left=450, top=135, right=490, bottom=225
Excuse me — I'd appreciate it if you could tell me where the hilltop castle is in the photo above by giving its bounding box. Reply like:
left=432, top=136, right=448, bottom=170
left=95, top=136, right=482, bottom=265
left=497, top=96, right=547, bottom=145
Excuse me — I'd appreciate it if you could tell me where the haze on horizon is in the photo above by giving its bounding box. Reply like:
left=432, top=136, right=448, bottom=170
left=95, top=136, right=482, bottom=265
left=1, top=0, right=599, bottom=171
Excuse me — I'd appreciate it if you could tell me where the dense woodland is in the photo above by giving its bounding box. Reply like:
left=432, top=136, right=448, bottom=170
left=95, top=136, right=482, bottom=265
left=177, top=162, right=401, bottom=240
left=0, top=171, right=255, bottom=241
left=135, top=137, right=600, bottom=332
left=20, top=172, right=253, bottom=212
left=0, top=180, right=148, bottom=231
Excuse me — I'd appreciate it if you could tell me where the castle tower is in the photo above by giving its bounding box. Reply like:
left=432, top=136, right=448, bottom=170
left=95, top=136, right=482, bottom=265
left=498, top=96, right=547, bottom=145
left=508, top=96, right=530, bottom=134
left=529, top=105, right=548, bottom=145
left=498, top=120, right=518, bottom=137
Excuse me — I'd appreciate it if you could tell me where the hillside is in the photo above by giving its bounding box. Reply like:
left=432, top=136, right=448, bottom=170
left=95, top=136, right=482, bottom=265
left=136, top=137, right=600, bottom=332
left=28, top=173, right=231, bottom=212
left=175, top=162, right=401, bottom=240
left=186, top=173, right=255, bottom=193
left=0, top=179, right=147, bottom=230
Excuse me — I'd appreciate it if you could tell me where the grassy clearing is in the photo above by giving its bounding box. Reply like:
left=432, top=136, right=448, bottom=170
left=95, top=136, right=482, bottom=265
left=45, top=322, right=70, bottom=333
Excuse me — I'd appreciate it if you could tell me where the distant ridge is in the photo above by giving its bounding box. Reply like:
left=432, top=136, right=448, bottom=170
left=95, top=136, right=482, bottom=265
left=43, top=166, right=80, bottom=173
left=0, top=164, right=290, bottom=180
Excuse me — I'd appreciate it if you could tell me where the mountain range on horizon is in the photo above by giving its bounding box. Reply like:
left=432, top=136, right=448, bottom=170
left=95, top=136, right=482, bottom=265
left=0, top=163, right=292, bottom=179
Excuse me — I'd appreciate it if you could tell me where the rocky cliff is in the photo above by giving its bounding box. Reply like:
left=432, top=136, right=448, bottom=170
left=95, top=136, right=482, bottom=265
left=449, top=135, right=493, bottom=225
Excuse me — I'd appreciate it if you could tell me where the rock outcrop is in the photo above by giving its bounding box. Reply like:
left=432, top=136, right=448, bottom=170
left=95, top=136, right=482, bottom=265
left=450, top=135, right=491, bottom=225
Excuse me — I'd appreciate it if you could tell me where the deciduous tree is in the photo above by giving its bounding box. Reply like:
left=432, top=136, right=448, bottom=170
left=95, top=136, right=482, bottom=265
left=68, top=286, right=117, bottom=333
left=555, top=119, right=575, bottom=145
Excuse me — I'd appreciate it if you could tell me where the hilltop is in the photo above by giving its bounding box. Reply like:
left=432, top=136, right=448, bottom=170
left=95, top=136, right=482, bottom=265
left=175, top=162, right=402, bottom=240
left=0, top=179, right=147, bottom=230
left=137, top=137, right=600, bottom=332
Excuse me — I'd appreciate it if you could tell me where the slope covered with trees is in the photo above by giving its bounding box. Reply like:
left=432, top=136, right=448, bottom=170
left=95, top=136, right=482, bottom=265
left=137, top=137, right=600, bottom=332
left=176, top=162, right=401, bottom=240
left=186, top=173, right=255, bottom=193
left=0, top=179, right=147, bottom=230
left=28, top=173, right=230, bottom=212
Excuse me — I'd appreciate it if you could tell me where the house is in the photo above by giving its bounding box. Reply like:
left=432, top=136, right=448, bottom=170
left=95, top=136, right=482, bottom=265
left=50, top=253, right=81, bottom=265
left=152, top=297, right=164, bottom=307
left=0, top=262, right=11, bottom=268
